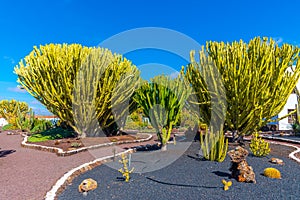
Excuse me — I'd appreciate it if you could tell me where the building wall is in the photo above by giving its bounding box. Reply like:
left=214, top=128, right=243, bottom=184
left=0, top=118, right=8, bottom=127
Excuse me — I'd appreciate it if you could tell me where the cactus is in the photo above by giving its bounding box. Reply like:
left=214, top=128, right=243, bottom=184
left=263, top=167, right=281, bottom=179
left=249, top=132, right=270, bottom=157
left=221, top=179, right=232, bottom=191
left=14, top=44, right=140, bottom=137
left=200, top=125, right=228, bottom=162
left=118, top=154, right=134, bottom=182
left=133, top=75, right=191, bottom=151
left=186, top=37, right=300, bottom=137
left=0, top=100, right=29, bottom=129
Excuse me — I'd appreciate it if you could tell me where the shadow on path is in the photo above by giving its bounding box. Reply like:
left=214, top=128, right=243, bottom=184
left=0, top=149, right=16, bottom=158
left=146, top=176, right=219, bottom=189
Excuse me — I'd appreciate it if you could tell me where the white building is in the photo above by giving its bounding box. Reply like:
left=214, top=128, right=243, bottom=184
left=0, top=118, right=8, bottom=127
left=277, top=67, right=300, bottom=130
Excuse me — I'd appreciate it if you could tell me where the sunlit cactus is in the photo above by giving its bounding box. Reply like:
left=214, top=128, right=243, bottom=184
left=186, top=37, right=300, bottom=138
left=14, top=44, right=140, bottom=137
left=0, top=99, right=29, bottom=129
left=133, top=74, right=191, bottom=151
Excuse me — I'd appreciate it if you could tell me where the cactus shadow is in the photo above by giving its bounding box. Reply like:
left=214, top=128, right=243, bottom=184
left=212, top=171, right=231, bottom=178
left=0, top=149, right=16, bottom=158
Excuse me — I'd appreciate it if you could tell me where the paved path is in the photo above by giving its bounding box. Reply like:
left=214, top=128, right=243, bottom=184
left=0, top=130, right=147, bottom=200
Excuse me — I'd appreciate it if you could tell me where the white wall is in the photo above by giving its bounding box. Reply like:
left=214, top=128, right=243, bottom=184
left=0, top=118, right=8, bottom=127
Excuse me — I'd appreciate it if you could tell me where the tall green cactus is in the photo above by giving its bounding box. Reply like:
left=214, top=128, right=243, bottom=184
left=186, top=37, right=300, bottom=137
left=0, top=99, right=29, bottom=128
left=16, top=107, right=35, bottom=132
left=14, top=44, right=140, bottom=137
left=200, top=126, right=228, bottom=162
left=133, top=75, right=191, bottom=151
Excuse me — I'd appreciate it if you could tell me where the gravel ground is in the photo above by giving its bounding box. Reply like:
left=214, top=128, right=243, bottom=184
left=59, top=141, right=300, bottom=200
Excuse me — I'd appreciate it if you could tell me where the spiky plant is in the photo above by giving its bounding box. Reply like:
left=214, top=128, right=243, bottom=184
left=14, top=44, right=140, bottom=137
left=133, top=74, right=191, bottom=151
left=186, top=37, right=300, bottom=138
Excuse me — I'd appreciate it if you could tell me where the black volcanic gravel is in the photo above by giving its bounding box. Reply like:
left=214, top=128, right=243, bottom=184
left=58, top=142, right=300, bottom=200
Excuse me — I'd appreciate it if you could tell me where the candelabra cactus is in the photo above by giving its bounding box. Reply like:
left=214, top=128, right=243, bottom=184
left=200, top=126, right=228, bottom=162
left=118, top=154, right=134, bottom=182
left=249, top=132, right=270, bottom=157
left=186, top=37, right=300, bottom=138
left=14, top=44, right=140, bottom=137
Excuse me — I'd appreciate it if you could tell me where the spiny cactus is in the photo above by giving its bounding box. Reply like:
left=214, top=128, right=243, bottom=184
left=263, top=167, right=281, bottom=179
left=186, top=37, right=300, bottom=137
left=15, top=107, right=35, bottom=132
left=0, top=99, right=29, bottom=129
left=249, top=132, right=270, bottom=157
left=14, top=44, right=140, bottom=137
left=133, top=74, right=191, bottom=151
left=221, top=179, right=232, bottom=191
left=200, top=125, right=228, bottom=162
left=118, top=154, right=134, bottom=182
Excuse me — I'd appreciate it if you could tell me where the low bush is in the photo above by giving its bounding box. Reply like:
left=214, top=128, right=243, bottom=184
left=27, top=127, right=75, bottom=142
left=2, top=124, right=17, bottom=131
left=249, top=132, right=270, bottom=157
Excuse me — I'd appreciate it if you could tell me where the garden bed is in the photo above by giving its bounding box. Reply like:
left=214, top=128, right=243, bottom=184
left=22, top=132, right=153, bottom=156
left=57, top=141, right=300, bottom=200
left=27, top=134, right=146, bottom=151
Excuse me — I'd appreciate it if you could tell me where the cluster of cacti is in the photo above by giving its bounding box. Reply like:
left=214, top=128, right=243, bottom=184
left=14, top=44, right=140, bottom=137
left=0, top=99, right=29, bottom=129
left=15, top=107, right=35, bottom=131
left=200, top=126, right=228, bottom=162
left=185, top=37, right=300, bottom=137
left=263, top=167, right=281, bottom=179
left=133, top=74, right=191, bottom=151
left=249, top=132, right=270, bottom=157
left=118, top=154, right=134, bottom=182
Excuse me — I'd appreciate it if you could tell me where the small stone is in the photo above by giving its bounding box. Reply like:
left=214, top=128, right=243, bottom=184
left=67, top=148, right=77, bottom=151
left=269, top=158, right=284, bottom=165
left=78, top=178, right=97, bottom=193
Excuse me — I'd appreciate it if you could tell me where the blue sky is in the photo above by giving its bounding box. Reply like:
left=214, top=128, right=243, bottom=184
left=1, top=0, right=300, bottom=115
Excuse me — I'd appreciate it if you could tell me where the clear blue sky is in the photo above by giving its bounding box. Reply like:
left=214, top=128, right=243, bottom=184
left=1, top=0, right=300, bottom=115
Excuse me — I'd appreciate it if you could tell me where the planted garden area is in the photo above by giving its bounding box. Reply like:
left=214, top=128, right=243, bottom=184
left=1, top=37, right=300, bottom=199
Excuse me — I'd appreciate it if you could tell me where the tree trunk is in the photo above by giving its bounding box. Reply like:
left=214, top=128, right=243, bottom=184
left=161, top=143, right=167, bottom=151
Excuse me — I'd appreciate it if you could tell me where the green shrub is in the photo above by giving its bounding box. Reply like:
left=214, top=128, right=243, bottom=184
left=27, top=127, right=75, bottom=142
left=249, top=132, right=270, bottom=157
left=70, top=142, right=82, bottom=148
left=30, top=119, right=53, bottom=134
left=2, top=124, right=17, bottom=131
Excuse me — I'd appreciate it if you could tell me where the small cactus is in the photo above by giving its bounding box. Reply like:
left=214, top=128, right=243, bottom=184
left=221, top=179, right=232, bottom=191
left=118, top=154, right=134, bottom=182
left=249, top=132, right=270, bottom=157
left=263, top=167, right=281, bottom=179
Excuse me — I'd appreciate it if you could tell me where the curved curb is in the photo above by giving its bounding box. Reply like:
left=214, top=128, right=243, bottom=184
left=21, top=133, right=152, bottom=156
left=268, top=141, right=300, bottom=163
left=44, top=149, right=134, bottom=200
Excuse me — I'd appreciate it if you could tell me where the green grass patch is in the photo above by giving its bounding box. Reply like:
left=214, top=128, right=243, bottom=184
left=27, top=127, right=75, bottom=142
left=2, top=123, right=18, bottom=131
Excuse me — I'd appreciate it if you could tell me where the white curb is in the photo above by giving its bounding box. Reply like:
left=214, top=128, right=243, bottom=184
left=268, top=141, right=300, bottom=163
left=21, top=133, right=152, bottom=156
left=44, top=149, right=133, bottom=200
